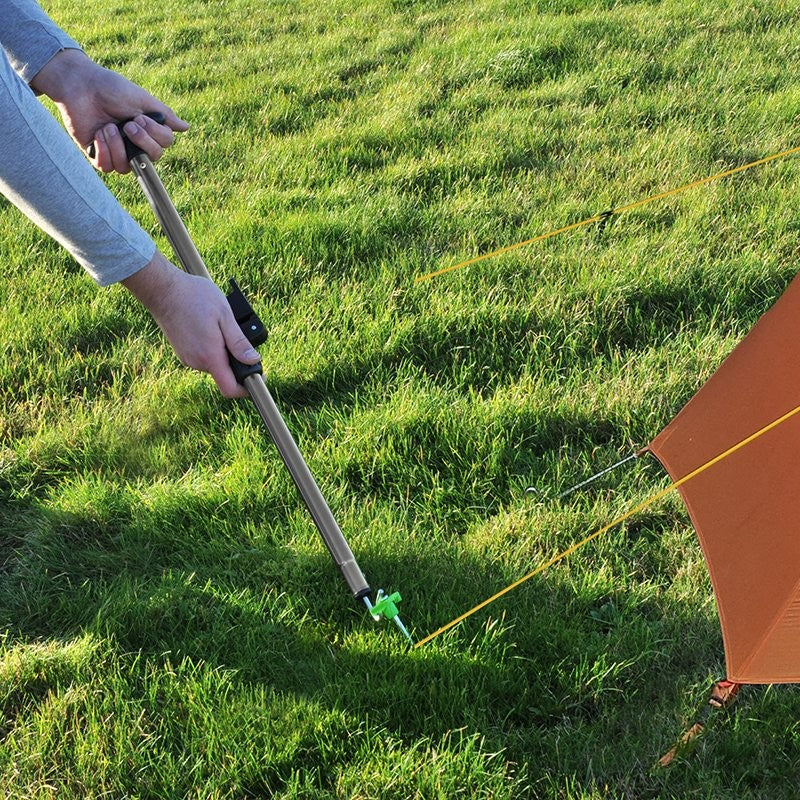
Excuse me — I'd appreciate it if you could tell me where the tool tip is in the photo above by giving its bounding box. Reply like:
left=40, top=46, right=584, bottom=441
left=393, top=615, right=414, bottom=645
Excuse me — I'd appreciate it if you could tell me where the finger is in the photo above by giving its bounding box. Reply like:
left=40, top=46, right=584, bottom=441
left=182, top=333, right=247, bottom=399
left=205, top=346, right=251, bottom=399
left=210, top=369, right=249, bottom=399
left=139, top=101, right=189, bottom=134
left=219, top=309, right=262, bottom=365
left=161, top=107, right=190, bottom=134
left=225, top=333, right=262, bottom=366
left=90, top=126, right=128, bottom=173
left=122, top=117, right=164, bottom=163
left=103, top=122, right=132, bottom=173
left=88, top=128, right=109, bottom=171
left=137, top=114, right=176, bottom=149
left=127, top=111, right=188, bottom=157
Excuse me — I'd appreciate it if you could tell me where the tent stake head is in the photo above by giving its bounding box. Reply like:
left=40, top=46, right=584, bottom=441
left=363, top=590, right=413, bottom=645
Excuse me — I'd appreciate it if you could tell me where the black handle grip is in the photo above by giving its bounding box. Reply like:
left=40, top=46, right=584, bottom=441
left=86, top=110, right=166, bottom=160
left=225, top=278, right=266, bottom=385
left=228, top=354, right=263, bottom=384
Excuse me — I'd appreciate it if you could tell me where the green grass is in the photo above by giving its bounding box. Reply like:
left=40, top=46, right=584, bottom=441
left=1, top=0, right=800, bottom=796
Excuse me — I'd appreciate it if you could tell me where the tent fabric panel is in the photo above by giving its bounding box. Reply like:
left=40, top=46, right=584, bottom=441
left=649, top=272, right=800, bottom=684
left=728, top=589, right=800, bottom=683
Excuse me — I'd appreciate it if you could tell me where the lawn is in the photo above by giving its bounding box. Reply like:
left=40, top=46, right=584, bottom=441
left=1, top=0, right=800, bottom=796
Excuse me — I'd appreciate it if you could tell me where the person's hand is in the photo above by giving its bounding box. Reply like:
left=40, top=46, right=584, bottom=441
left=30, top=49, right=189, bottom=174
left=122, top=252, right=262, bottom=398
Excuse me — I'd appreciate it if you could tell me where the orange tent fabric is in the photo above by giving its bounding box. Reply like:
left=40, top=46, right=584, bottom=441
left=648, top=273, right=800, bottom=684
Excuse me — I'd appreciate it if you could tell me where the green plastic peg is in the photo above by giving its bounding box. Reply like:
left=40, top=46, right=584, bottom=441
left=371, top=591, right=402, bottom=621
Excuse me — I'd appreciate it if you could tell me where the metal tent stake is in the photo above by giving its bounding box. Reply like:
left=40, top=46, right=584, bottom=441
left=125, top=143, right=411, bottom=644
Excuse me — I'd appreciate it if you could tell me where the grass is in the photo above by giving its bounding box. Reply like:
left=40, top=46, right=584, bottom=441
left=1, top=0, right=800, bottom=795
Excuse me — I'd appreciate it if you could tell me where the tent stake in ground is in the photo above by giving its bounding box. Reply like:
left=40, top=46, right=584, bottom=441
left=120, top=120, right=412, bottom=645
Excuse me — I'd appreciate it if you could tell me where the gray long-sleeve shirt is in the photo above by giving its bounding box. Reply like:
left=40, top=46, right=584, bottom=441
left=0, top=0, right=155, bottom=285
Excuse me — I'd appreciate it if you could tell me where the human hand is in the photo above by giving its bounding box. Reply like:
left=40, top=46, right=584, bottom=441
left=122, top=252, right=262, bottom=398
left=31, top=49, right=189, bottom=173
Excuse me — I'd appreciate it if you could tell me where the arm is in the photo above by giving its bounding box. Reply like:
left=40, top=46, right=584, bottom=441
left=0, top=0, right=81, bottom=83
left=0, top=49, right=258, bottom=396
left=1, top=0, right=188, bottom=172
left=0, top=47, right=155, bottom=284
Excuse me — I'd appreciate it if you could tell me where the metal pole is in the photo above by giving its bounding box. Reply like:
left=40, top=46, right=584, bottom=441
left=130, top=155, right=211, bottom=279
left=241, top=372, right=370, bottom=598
left=129, top=154, right=370, bottom=599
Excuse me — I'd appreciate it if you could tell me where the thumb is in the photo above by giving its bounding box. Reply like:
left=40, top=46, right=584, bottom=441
left=220, top=312, right=262, bottom=365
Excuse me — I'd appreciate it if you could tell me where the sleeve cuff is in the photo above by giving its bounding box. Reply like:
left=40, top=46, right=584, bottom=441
left=19, top=39, right=83, bottom=86
left=1, top=0, right=84, bottom=84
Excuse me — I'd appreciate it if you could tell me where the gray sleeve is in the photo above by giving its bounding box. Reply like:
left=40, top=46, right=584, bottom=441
left=0, top=48, right=156, bottom=285
left=1, top=0, right=82, bottom=83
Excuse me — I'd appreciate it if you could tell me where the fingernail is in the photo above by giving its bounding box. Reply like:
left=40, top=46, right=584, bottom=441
left=104, top=123, right=118, bottom=138
left=244, top=347, right=260, bottom=361
left=123, top=121, right=139, bottom=136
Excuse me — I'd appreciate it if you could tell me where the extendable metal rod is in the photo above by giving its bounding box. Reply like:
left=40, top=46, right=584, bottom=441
left=129, top=153, right=370, bottom=600
left=129, top=155, right=211, bottom=279
left=241, top=372, right=370, bottom=598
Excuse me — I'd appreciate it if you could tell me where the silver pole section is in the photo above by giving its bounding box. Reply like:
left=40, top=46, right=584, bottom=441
left=241, top=372, right=370, bottom=597
left=129, top=154, right=370, bottom=599
left=130, top=155, right=211, bottom=279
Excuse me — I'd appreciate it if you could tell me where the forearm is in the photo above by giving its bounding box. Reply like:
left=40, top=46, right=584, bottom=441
left=0, top=49, right=155, bottom=285
left=0, top=0, right=82, bottom=84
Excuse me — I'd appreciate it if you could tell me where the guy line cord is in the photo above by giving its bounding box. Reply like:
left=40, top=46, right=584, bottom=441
left=415, top=402, right=800, bottom=648
left=414, top=145, right=800, bottom=283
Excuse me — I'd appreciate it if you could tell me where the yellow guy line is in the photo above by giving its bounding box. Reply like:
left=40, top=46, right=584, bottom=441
left=414, top=402, right=800, bottom=649
left=414, top=145, right=800, bottom=283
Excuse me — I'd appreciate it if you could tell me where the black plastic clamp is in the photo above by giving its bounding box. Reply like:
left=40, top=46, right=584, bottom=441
left=226, top=278, right=267, bottom=384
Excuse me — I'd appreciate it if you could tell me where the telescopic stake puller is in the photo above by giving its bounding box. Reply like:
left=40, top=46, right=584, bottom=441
left=121, top=128, right=411, bottom=644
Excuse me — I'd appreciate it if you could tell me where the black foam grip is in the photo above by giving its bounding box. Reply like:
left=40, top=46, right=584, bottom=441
left=228, top=354, right=263, bottom=384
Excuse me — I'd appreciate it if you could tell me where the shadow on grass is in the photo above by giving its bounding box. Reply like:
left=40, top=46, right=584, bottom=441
left=7, top=482, right=800, bottom=799
left=0, top=493, right=727, bottom=739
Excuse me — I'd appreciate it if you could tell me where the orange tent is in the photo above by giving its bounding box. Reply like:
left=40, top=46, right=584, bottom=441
left=648, top=273, right=800, bottom=684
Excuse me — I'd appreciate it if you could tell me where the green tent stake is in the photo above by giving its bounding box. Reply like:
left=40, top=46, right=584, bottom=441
left=365, top=590, right=413, bottom=644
